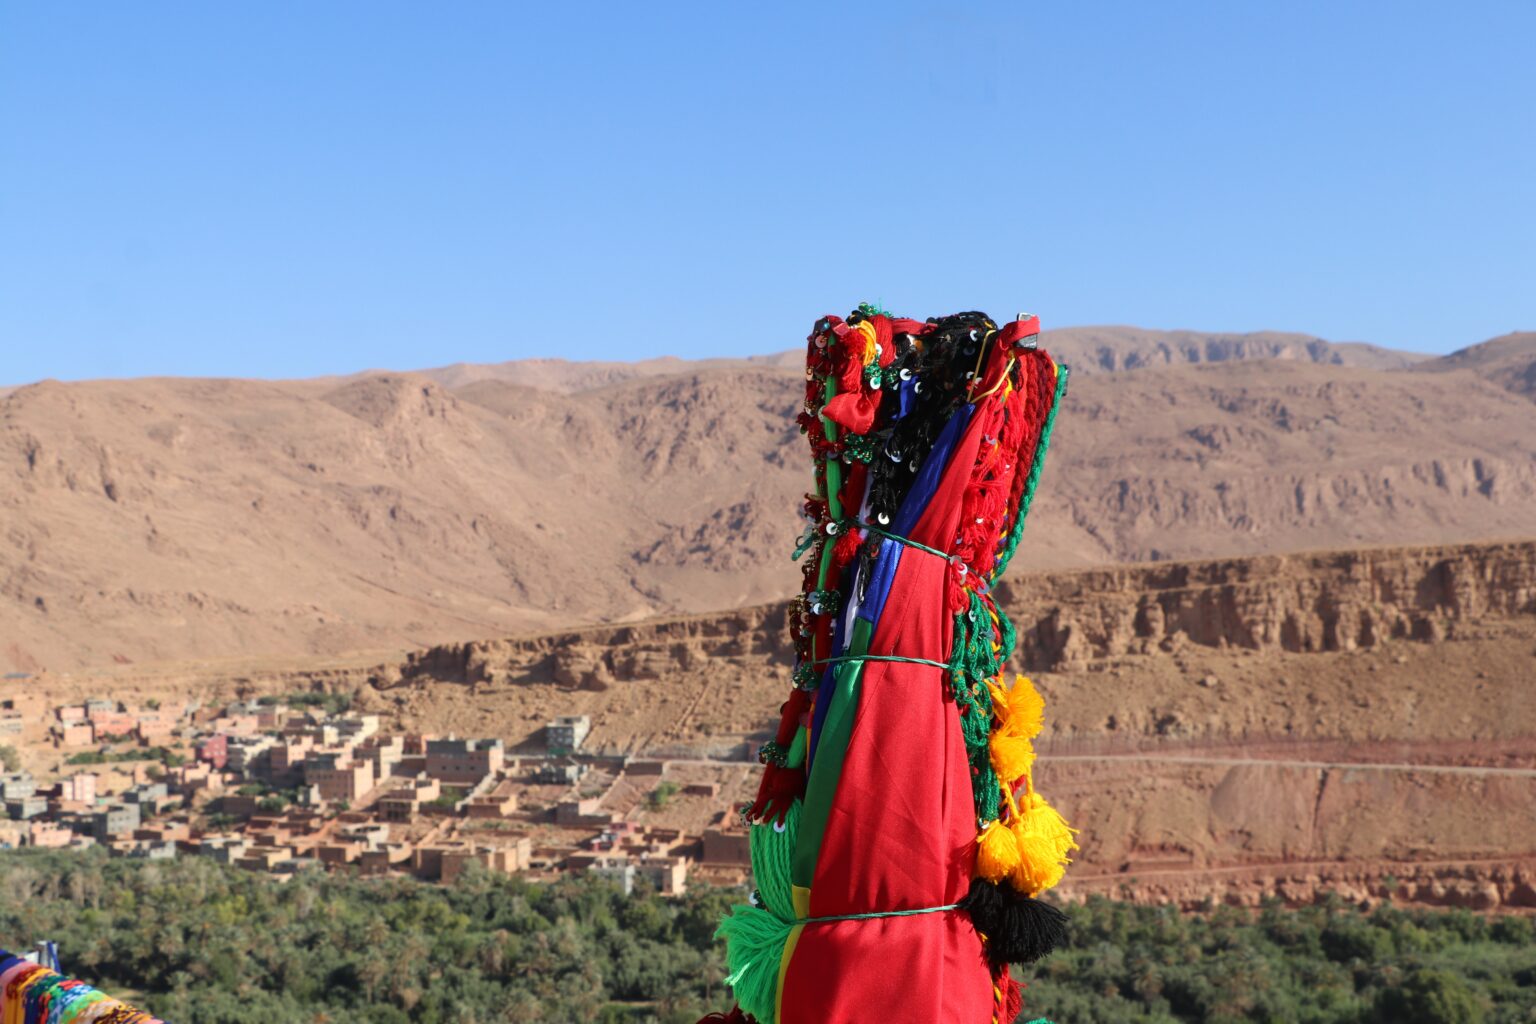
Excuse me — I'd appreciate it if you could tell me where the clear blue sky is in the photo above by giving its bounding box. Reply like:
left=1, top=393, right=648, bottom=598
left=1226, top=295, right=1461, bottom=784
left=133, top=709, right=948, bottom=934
left=2, top=2, right=1532, bottom=384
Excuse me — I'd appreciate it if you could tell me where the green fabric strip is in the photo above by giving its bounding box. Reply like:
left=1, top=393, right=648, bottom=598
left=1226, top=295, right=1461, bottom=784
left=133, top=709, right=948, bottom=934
left=815, top=375, right=844, bottom=604
left=792, top=615, right=872, bottom=889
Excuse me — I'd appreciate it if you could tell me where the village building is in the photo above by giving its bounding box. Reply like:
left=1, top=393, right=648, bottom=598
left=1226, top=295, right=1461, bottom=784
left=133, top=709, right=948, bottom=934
left=57, top=773, right=98, bottom=804
left=545, top=715, right=591, bottom=754
left=52, top=722, right=94, bottom=748
left=305, top=751, right=376, bottom=804
left=464, top=781, right=519, bottom=820
left=23, top=822, right=80, bottom=849
left=701, top=826, right=751, bottom=866
left=377, top=774, right=442, bottom=822
left=533, top=760, right=588, bottom=784
left=198, top=836, right=250, bottom=863
left=264, top=737, right=316, bottom=788
left=90, top=803, right=141, bottom=841
left=359, top=843, right=414, bottom=875
left=196, top=733, right=229, bottom=769
left=425, top=737, right=505, bottom=786
left=555, top=798, right=620, bottom=828
left=358, top=734, right=405, bottom=779
left=225, top=735, right=275, bottom=774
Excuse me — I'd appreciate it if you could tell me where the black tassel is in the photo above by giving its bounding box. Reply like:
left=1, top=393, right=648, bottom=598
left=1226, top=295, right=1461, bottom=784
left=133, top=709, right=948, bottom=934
left=960, top=876, right=1068, bottom=970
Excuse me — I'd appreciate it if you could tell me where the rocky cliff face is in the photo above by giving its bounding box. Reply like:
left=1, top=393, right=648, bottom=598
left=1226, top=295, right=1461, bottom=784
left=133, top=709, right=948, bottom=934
left=1000, top=539, right=1536, bottom=670
left=395, top=539, right=1536, bottom=687
left=394, top=603, right=795, bottom=691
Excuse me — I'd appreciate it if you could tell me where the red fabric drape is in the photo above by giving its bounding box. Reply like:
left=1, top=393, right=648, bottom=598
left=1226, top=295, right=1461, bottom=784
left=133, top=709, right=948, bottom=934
left=780, top=405, right=997, bottom=1023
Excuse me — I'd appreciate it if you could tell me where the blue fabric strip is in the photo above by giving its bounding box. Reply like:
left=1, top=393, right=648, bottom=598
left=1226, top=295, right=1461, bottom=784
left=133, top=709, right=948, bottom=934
left=892, top=403, right=972, bottom=537
left=806, top=402, right=971, bottom=772
left=857, top=539, right=902, bottom=628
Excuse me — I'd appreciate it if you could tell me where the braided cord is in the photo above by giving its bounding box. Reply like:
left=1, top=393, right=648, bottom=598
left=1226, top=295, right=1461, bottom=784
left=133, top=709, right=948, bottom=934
left=993, top=363, right=1069, bottom=581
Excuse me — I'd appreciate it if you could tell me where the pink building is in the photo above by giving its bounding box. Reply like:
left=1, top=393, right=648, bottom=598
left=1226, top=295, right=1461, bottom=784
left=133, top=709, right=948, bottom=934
left=59, top=773, right=98, bottom=804
left=197, top=734, right=229, bottom=769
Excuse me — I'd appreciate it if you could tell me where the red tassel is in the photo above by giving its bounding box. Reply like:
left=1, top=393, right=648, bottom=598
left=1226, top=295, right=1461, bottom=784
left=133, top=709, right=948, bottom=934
left=821, top=391, right=876, bottom=435
left=869, top=314, right=895, bottom=366
left=749, top=763, right=805, bottom=823
left=832, top=530, right=862, bottom=570
left=839, top=463, right=868, bottom=515
left=696, top=1007, right=753, bottom=1024
left=1002, top=972, right=1023, bottom=1022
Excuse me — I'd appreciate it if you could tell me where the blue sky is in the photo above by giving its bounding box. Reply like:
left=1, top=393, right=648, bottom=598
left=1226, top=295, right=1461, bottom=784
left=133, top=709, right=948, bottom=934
left=2, top=2, right=1532, bottom=384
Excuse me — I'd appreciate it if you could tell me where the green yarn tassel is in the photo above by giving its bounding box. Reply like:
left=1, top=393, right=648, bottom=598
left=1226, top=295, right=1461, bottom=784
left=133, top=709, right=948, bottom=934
left=717, top=903, right=795, bottom=1021
left=750, top=794, right=800, bottom=921
left=718, top=799, right=801, bottom=1020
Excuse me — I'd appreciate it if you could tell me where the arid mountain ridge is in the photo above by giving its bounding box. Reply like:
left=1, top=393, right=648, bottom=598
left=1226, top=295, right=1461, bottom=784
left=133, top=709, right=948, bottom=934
left=3, top=325, right=1534, bottom=672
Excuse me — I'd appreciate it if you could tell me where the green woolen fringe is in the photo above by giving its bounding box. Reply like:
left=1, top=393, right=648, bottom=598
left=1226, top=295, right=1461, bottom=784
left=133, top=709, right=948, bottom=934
left=717, top=799, right=801, bottom=1020
left=716, top=903, right=795, bottom=1021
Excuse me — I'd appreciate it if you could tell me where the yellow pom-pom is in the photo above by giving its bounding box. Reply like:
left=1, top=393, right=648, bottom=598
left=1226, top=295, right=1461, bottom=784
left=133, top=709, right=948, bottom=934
left=1008, top=792, right=1078, bottom=896
left=1021, top=791, right=1078, bottom=858
left=975, top=819, right=1021, bottom=882
left=998, top=674, right=1046, bottom=739
left=989, top=729, right=1036, bottom=784
left=1010, top=830, right=1067, bottom=894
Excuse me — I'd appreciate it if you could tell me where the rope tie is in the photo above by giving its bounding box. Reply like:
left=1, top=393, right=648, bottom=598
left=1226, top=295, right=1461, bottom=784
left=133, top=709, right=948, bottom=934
left=797, top=903, right=960, bottom=925
left=812, top=654, right=952, bottom=672
left=845, top=520, right=993, bottom=594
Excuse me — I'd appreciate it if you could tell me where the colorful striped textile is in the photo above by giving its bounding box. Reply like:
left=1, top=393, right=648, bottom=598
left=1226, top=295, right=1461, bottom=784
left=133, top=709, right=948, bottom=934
left=0, top=949, right=168, bottom=1024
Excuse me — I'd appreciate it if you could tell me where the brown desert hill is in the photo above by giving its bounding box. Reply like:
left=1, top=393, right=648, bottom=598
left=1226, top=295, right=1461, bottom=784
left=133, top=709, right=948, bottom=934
left=1411, top=331, right=1536, bottom=401
left=397, top=326, right=1425, bottom=391
left=1050, top=360, right=1536, bottom=562
left=3, top=329, right=1534, bottom=672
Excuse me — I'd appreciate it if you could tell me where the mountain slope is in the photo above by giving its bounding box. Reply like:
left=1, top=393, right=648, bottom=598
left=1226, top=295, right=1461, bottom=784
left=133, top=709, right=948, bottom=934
left=3, top=333, right=1533, bottom=671
left=1411, top=332, right=1536, bottom=401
